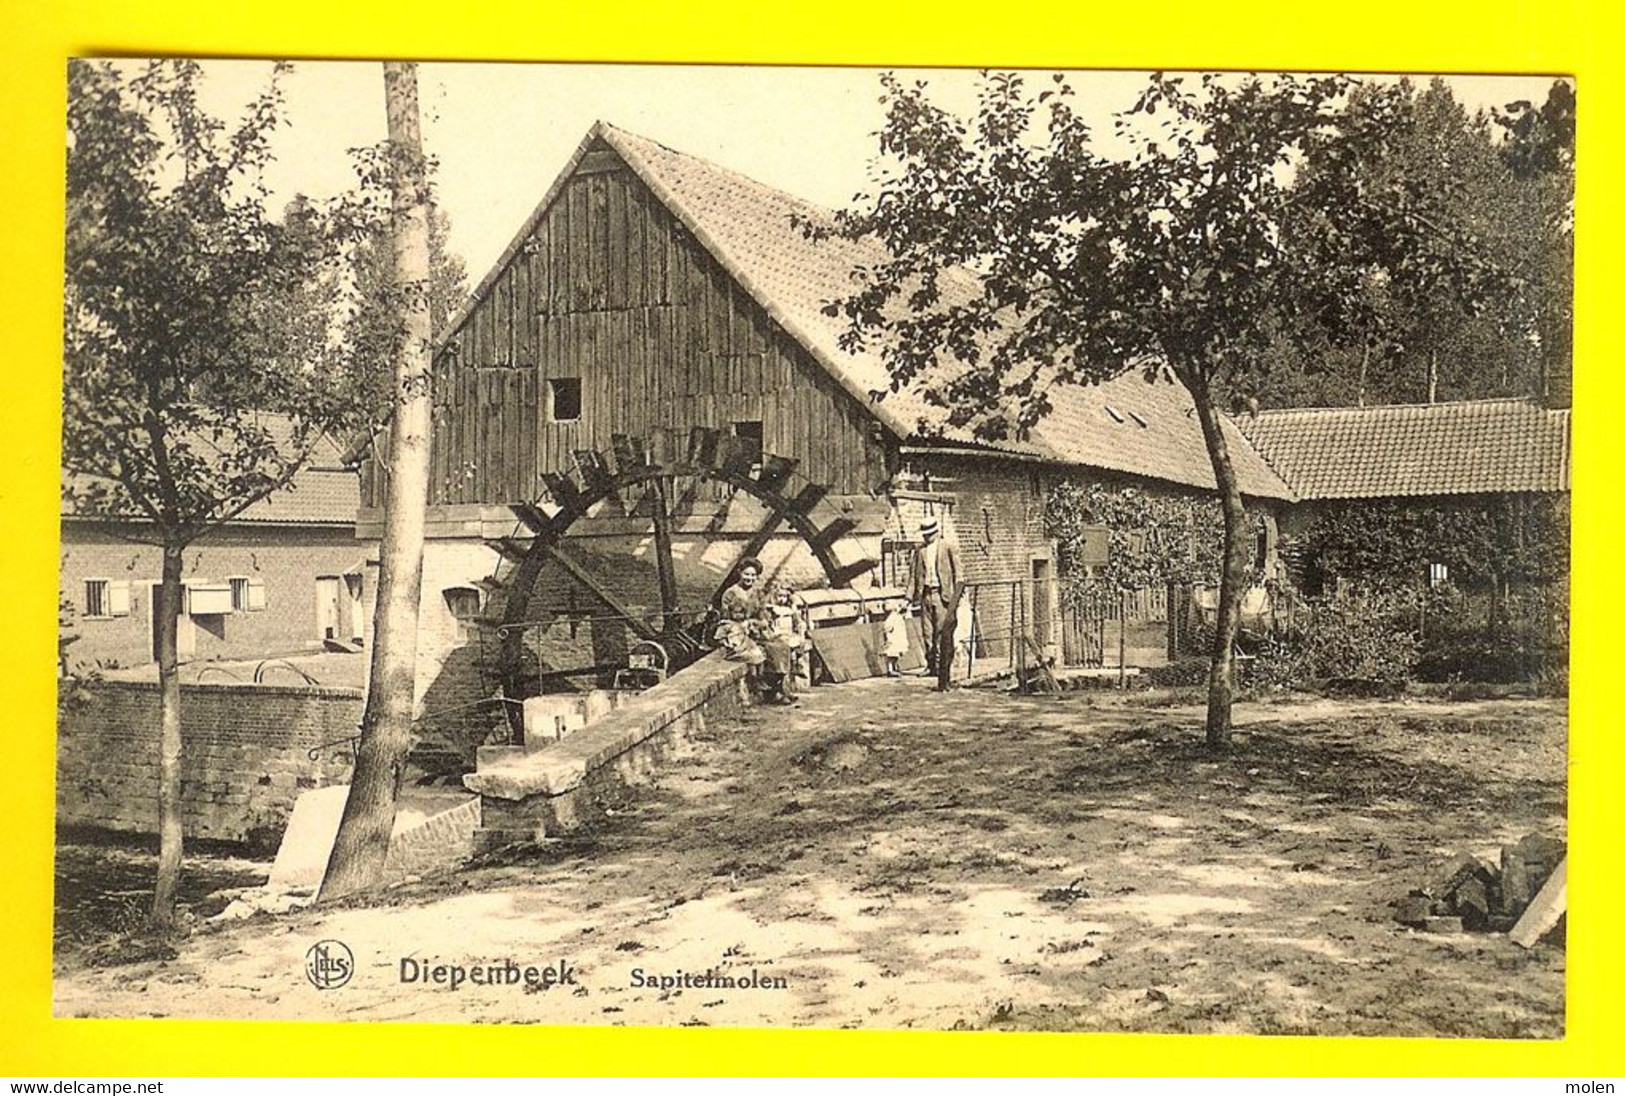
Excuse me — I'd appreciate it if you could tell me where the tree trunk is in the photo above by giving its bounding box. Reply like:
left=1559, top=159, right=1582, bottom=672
left=1357, top=342, right=1370, bottom=407
left=320, top=62, right=435, bottom=902
left=150, top=543, right=185, bottom=928
left=1426, top=347, right=1439, bottom=404
left=1186, top=375, right=1250, bottom=749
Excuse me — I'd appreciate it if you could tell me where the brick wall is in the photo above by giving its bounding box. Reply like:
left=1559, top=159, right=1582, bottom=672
left=894, top=455, right=1060, bottom=665
left=57, top=680, right=363, bottom=845
left=60, top=522, right=369, bottom=671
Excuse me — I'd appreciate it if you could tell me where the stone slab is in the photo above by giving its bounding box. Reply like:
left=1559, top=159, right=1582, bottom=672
left=268, top=785, right=481, bottom=891
left=267, top=785, right=350, bottom=892
left=466, top=652, right=748, bottom=801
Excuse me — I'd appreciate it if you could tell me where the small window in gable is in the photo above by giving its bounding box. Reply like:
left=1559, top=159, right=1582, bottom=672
left=548, top=378, right=582, bottom=423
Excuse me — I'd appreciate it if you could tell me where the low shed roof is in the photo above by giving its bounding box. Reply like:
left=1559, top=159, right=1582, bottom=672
left=1239, top=398, right=1571, bottom=500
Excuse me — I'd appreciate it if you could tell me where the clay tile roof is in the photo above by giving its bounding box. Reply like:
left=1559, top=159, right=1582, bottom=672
left=63, top=413, right=360, bottom=526
left=1238, top=398, right=1571, bottom=500
left=592, top=124, right=1294, bottom=500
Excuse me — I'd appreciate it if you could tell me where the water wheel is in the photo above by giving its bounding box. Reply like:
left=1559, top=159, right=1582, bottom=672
left=474, top=426, right=878, bottom=739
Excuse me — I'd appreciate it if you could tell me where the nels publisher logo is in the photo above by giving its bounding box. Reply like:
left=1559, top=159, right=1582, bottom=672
left=305, top=939, right=354, bottom=990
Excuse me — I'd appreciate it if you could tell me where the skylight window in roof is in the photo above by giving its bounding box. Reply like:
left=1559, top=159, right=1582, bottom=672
left=1128, top=411, right=1149, bottom=428
left=1103, top=406, right=1125, bottom=423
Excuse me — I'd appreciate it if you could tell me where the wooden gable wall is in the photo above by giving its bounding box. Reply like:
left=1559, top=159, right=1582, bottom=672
left=364, top=141, right=893, bottom=512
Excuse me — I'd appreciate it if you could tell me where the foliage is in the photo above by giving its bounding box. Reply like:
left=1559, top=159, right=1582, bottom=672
left=813, top=71, right=1367, bottom=435
left=1045, top=480, right=1266, bottom=599
left=1411, top=582, right=1569, bottom=688
left=339, top=144, right=468, bottom=430
left=1252, top=580, right=1568, bottom=692
left=815, top=70, right=1517, bottom=742
left=64, top=58, right=364, bottom=927
left=1254, top=589, right=1422, bottom=690
left=63, top=59, right=363, bottom=540
left=1496, top=81, right=1576, bottom=180
left=1269, top=77, right=1574, bottom=409
left=56, top=596, right=102, bottom=719
left=1295, top=496, right=1569, bottom=593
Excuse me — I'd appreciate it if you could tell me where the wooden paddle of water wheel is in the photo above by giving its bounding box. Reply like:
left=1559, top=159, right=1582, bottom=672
left=472, top=426, right=878, bottom=740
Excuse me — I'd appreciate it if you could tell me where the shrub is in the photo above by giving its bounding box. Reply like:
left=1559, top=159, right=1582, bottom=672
left=1255, top=591, right=1421, bottom=689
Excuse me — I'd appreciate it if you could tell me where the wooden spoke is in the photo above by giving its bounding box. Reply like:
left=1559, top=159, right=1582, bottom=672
left=809, top=515, right=859, bottom=554
left=649, top=475, right=682, bottom=631
left=716, top=502, right=790, bottom=607
left=489, top=445, right=880, bottom=739
left=540, top=470, right=588, bottom=517
left=511, top=501, right=552, bottom=534
left=542, top=542, right=661, bottom=641
left=754, top=453, right=798, bottom=494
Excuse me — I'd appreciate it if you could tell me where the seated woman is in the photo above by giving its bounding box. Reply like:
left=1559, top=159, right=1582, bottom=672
left=716, top=558, right=796, bottom=705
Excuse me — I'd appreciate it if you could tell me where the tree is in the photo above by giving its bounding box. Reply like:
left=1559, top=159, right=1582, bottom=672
left=64, top=59, right=359, bottom=925
left=1256, top=78, right=1575, bottom=410
left=1494, top=81, right=1575, bottom=405
left=340, top=184, right=467, bottom=419
left=1287, top=79, right=1546, bottom=407
left=319, top=61, right=437, bottom=902
left=817, top=71, right=1503, bottom=745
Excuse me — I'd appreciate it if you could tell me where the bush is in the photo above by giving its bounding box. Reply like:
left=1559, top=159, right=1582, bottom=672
left=1255, top=592, right=1421, bottom=690
left=1415, top=635, right=1567, bottom=690
left=1141, top=656, right=1211, bottom=689
left=1409, top=582, right=1568, bottom=691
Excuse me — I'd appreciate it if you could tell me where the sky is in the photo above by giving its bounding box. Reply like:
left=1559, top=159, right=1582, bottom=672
left=167, top=61, right=1567, bottom=283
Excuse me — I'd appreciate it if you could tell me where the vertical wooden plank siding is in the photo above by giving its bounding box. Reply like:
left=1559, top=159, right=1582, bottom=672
left=417, top=145, right=889, bottom=509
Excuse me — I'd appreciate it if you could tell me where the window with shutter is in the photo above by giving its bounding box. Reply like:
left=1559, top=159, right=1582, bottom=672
left=247, top=578, right=267, bottom=611
left=108, top=581, right=131, bottom=617
left=84, top=579, right=108, bottom=618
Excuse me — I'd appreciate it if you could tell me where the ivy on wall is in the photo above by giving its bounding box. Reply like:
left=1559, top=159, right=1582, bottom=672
left=1044, top=481, right=1267, bottom=602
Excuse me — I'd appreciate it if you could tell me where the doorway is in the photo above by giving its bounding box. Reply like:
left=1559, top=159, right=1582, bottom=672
left=344, top=574, right=365, bottom=643
left=315, top=576, right=342, bottom=641
left=1030, top=558, right=1054, bottom=648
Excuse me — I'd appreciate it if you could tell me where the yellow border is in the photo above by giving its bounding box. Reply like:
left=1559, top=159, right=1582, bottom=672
left=2, top=0, right=1617, bottom=1076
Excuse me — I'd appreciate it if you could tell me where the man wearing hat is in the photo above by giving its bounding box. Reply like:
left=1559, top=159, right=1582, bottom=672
left=908, top=516, right=963, bottom=690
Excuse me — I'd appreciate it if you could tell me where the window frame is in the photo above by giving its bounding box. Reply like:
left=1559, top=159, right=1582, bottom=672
left=732, top=420, right=764, bottom=466
left=547, top=377, right=583, bottom=423
left=84, top=578, right=111, bottom=620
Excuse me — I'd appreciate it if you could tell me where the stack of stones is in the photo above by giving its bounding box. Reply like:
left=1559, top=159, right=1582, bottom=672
left=1393, top=833, right=1566, bottom=935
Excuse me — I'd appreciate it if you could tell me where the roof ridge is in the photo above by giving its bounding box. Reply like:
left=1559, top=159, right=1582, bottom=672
left=433, top=120, right=1296, bottom=500
left=596, top=122, right=918, bottom=441
left=595, top=121, right=841, bottom=223
left=1256, top=396, right=1550, bottom=416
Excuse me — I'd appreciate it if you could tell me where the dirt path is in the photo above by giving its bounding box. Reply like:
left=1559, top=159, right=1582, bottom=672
left=54, top=682, right=1566, bottom=1035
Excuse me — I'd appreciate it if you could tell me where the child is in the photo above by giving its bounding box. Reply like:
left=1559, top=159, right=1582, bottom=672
left=882, top=600, right=910, bottom=678
left=765, top=584, right=808, bottom=699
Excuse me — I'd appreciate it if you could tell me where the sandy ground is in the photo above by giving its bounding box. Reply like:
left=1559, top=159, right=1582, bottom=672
left=54, top=679, right=1566, bottom=1036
